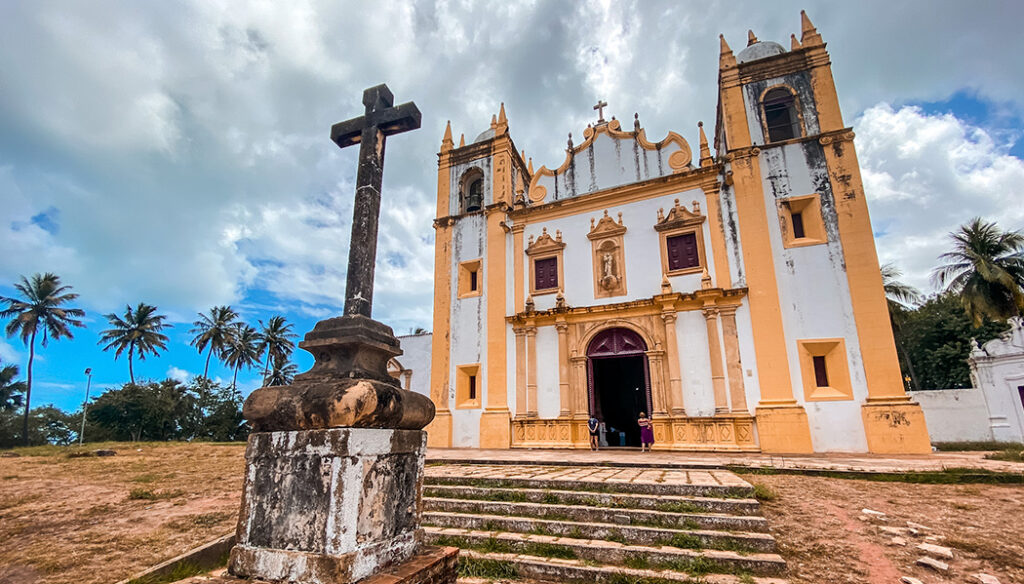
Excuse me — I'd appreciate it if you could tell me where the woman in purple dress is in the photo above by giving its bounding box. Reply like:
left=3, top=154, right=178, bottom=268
left=638, top=412, right=654, bottom=452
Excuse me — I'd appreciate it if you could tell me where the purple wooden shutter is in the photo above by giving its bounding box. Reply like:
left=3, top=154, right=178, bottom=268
left=666, top=233, right=699, bottom=270
left=812, top=356, right=829, bottom=387
left=535, top=258, right=558, bottom=289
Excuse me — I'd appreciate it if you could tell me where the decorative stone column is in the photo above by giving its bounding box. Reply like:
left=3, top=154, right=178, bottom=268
left=660, top=311, right=685, bottom=415
left=645, top=349, right=669, bottom=416
left=402, top=370, right=413, bottom=391
left=702, top=306, right=730, bottom=414
left=556, top=319, right=571, bottom=416
left=513, top=327, right=527, bottom=418
left=719, top=306, right=748, bottom=413
left=570, top=354, right=589, bottom=417
left=525, top=325, right=538, bottom=417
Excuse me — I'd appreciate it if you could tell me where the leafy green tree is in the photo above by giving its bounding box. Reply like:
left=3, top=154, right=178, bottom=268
left=267, top=354, right=298, bottom=386
left=257, top=316, right=296, bottom=384
left=0, top=273, right=85, bottom=445
left=190, top=377, right=248, bottom=441
left=222, top=323, right=261, bottom=391
left=0, top=360, right=26, bottom=412
left=98, top=302, right=172, bottom=383
left=932, top=218, right=1024, bottom=325
left=88, top=380, right=197, bottom=441
left=895, top=293, right=1008, bottom=389
left=189, top=306, right=239, bottom=378
left=0, top=405, right=82, bottom=447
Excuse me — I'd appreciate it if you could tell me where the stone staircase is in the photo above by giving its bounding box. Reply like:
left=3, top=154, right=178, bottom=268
left=421, top=464, right=789, bottom=583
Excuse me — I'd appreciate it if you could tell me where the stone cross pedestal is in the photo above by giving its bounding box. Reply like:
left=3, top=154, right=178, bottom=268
left=228, top=85, right=455, bottom=584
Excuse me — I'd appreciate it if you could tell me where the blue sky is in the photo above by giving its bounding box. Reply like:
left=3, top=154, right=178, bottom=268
left=2, top=1, right=1024, bottom=412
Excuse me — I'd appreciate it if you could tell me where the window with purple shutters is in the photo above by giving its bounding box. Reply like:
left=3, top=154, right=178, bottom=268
left=534, top=257, right=558, bottom=290
left=666, top=232, right=699, bottom=271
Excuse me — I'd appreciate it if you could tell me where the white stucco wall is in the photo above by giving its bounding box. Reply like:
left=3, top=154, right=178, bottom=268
left=395, top=333, right=431, bottom=399
left=524, top=188, right=716, bottom=312
left=970, top=319, right=1024, bottom=443
left=907, top=389, right=994, bottom=443
left=449, top=213, right=486, bottom=447
left=676, top=310, right=716, bottom=416
left=535, top=325, right=560, bottom=418
left=532, top=128, right=688, bottom=201
left=752, top=141, right=869, bottom=452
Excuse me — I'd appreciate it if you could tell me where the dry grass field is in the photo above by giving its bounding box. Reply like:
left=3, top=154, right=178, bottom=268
left=0, top=442, right=1022, bottom=584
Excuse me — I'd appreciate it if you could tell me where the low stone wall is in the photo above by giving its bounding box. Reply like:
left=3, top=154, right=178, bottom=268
left=908, top=389, right=993, bottom=443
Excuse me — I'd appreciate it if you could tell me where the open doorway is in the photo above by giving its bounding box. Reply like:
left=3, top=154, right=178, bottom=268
left=587, top=327, right=653, bottom=448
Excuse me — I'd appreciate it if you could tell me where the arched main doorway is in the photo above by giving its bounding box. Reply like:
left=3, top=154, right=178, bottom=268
left=587, top=327, right=653, bottom=447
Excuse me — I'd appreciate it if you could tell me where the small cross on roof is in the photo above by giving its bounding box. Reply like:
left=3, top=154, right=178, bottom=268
left=593, top=99, right=608, bottom=124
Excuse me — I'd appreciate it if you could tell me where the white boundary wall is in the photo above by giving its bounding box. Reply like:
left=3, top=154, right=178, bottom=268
left=907, top=389, right=993, bottom=443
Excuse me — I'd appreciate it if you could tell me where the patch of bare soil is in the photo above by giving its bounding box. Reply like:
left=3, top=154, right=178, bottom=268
left=753, top=474, right=1024, bottom=584
left=0, top=442, right=245, bottom=584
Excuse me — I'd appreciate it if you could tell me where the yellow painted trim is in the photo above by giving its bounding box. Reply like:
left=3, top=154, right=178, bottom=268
left=822, top=136, right=911, bottom=404
left=702, top=307, right=729, bottom=414
left=728, top=153, right=798, bottom=405
left=796, top=338, right=854, bottom=402
left=426, top=222, right=453, bottom=447
left=457, top=258, right=483, bottom=299
left=703, top=184, right=733, bottom=289
left=513, top=167, right=719, bottom=224
left=514, top=327, right=527, bottom=417
left=482, top=209, right=511, bottom=447
left=527, top=118, right=693, bottom=203
left=455, top=363, right=482, bottom=409
left=779, top=193, right=827, bottom=249
left=525, top=325, right=538, bottom=417
left=556, top=318, right=571, bottom=416
left=719, top=306, right=749, bottom=413
left=512, top=223, right=525, bottom=313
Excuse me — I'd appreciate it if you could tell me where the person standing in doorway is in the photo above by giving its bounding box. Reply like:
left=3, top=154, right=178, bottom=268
left=587, top=415, right=601, bottom=451
left=638, top=412, right=654, bottom=452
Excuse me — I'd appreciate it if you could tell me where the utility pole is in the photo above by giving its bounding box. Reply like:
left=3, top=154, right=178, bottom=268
left=79, top=368, right=92, bottom=445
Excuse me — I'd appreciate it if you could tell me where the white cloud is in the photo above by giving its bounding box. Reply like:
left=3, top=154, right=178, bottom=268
left=1, top=0, right=1023, bottom=334
left=0, top=339, right=22, bottom=365
left=858, top=104, right=1024, bottom=293
left=166, top=366, right=191, bottom=382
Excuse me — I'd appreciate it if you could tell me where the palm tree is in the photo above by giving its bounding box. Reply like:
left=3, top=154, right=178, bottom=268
left=97, top=303, right=171, bottom=383
left=257, top=316, right=296, bottom=384
left=932, top=218, right=1024, bottom=326
left=0, top=360, right=26, bottom=412
left=881, top=263, right=921, bottom=391
left=0, top=273, right=85, bottom=445
left=189, top=306, right=239, bottom=378
left=222, top=323, right=262, bottom=391
left=267, top=354, right=298, bottom=386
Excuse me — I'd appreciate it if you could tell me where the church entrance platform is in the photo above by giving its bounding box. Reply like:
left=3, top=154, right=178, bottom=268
left=426, top=447, right=1024, bottom=475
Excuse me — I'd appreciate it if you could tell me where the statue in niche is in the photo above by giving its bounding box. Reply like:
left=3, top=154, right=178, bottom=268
left=599, top=245, right=620, bottom=291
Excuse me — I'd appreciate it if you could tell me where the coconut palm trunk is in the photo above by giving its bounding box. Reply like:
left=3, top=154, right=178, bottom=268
left=22, top=330, right=35, bottom=446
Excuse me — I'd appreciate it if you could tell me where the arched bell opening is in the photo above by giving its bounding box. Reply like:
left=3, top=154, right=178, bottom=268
left=586, top=327, right=653, bottom=447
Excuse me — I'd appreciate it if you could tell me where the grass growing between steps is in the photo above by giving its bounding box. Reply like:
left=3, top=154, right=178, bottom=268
left=433, top=535, right=577, bottom=559
left=457, top=557, right=518, bottom=579
left=437, top=477, right=751, bottom=497
left=729, top=465, right=1024, bottom=485
left=423, top=488, right=708, bottom=514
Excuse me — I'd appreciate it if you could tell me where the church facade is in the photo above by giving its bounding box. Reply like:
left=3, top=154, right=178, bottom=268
left=423, top=13, right=931, bottom=454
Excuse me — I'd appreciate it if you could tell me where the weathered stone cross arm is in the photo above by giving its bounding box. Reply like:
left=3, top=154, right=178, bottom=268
left=331, top=86, right=421, bottom=148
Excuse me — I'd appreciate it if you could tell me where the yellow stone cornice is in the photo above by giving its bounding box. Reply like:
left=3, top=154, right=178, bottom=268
left=507, top=287, right=747, bottom=327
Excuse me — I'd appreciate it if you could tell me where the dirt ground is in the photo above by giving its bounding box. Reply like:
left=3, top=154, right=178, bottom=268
left=0, top=443, right=246, bottom=584
left=0, top=443, right=1022, bottom=584
left=754, top=474, right=1024, bottom=584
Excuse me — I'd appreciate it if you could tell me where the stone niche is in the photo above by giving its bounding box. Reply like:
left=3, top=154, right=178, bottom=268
left=229, top=428, right=427, bottom=583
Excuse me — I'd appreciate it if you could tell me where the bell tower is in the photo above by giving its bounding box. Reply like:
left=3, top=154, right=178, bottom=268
left=428, top=105, right=529, bottom=448
left=715, top=12, right=930, bottom=453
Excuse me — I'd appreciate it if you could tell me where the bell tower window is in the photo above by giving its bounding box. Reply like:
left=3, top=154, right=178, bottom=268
left=762, top=88, right=801, bottom=142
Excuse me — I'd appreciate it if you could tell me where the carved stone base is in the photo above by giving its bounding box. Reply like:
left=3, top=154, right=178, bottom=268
left=228, top=428, right=427, bottom=584
left=511, top=415, right=759, bottom=451
left=243, top=314, right=435, bottom=432
left=861, top=400, right=931, bottom=454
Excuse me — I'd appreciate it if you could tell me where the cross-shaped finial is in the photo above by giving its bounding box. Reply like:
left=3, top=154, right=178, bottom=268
left=593, top=99, right=608, bottom=124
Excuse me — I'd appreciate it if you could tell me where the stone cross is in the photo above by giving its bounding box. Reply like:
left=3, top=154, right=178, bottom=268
left=593, top=99, right=608, bottom=123
left=331, top=84, right=421, bottom=318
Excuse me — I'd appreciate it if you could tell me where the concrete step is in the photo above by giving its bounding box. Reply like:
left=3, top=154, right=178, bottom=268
left=457, top=549, right=789, bottom=584
left=422, top=484, right=762, bottom=516
left=424, top=497, right=770, bottom=533
left=422, top=511, right=777, bottom=553
left=424, top=474, right=753, bottom=498
left=426, top=526, right=787, bottom=576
